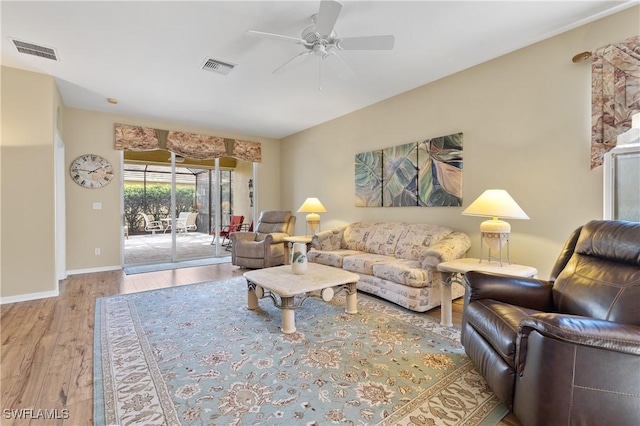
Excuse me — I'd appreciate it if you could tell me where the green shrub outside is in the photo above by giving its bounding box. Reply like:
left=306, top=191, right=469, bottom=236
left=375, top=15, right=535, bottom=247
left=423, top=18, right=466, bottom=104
left=125, top=185, right=195, bottom=233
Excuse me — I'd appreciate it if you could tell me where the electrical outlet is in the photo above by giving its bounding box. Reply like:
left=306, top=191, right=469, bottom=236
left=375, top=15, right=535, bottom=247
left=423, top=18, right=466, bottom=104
left=95, top=248, right=101, bottom=255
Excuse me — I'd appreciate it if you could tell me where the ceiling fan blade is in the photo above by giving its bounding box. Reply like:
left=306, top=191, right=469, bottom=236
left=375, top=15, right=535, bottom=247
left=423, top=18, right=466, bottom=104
left=324, top=51, right=354, bottom=80
left=247, top=30, right=308, bottom=45
left=273, top=51, right=312, bottom=74
left=337, top=35, right=395, bottom=50
left=316, top=0, right=343, bottom=37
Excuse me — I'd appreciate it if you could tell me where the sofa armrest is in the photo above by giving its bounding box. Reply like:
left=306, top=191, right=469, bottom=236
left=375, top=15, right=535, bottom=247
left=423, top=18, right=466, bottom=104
left=466, top=271, right=553, bottom=311
left=421, top=231, right=471, bottom=268
left=311, top=227, right=346, bottom=251
left=518, top=313, right=640, bottom=356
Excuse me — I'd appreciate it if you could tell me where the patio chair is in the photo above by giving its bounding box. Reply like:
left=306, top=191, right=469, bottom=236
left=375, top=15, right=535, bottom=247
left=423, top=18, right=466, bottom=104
left=211, top=215, right=244, bottom=246
left=166, top=212, right=198, bottom=233
left=178, top=212, right=198, bottom=232
left=141, top=213, right=163, bottom=234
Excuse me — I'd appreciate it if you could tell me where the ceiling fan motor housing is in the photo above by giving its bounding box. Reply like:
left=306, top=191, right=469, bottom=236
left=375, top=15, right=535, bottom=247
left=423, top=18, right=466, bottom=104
left=302, top=24, right=336, bottom=45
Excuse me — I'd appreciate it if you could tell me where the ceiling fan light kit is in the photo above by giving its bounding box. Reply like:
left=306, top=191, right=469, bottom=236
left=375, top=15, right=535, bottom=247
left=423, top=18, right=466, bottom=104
left=248, top=0, right=394, bottom=88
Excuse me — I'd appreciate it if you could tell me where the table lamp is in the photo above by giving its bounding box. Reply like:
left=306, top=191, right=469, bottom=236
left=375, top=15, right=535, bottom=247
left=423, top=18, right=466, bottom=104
left=297, top=197, right=327, bottom=235
left=462, top=189, right=529, bottom=265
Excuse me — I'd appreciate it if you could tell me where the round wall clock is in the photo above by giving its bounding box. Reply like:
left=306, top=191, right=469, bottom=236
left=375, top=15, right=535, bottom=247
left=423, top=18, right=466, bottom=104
left=69, top=154, right=114, bottom=189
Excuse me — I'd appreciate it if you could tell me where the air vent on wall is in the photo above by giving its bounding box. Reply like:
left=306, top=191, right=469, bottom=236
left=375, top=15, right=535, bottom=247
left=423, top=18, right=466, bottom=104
left=201, top=58, right=236, bottom=75
left=11, top=38, right=58, bottom=61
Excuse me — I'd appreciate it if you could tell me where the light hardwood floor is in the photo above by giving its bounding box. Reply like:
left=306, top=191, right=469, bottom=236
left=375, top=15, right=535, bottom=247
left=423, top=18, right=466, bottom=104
left=0, top=264, right=519, bottom=425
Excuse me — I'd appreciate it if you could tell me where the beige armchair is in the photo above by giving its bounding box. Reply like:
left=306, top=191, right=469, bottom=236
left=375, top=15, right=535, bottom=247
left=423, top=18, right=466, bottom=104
left=230, top=210, right=296, bottom=269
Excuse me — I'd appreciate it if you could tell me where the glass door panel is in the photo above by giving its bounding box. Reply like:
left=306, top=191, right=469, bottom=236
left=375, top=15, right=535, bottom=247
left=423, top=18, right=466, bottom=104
left=123, top=162, right=173, bottom=265
left=175, top=167, right=217, bottom=261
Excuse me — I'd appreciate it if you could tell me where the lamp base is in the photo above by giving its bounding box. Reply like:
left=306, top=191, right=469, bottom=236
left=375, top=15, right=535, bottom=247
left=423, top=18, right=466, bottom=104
left=306, top=213, right=320, bottom=236
left=478, top=218, right=511, bottom=266
left=479, top=232, right=511, bottom=266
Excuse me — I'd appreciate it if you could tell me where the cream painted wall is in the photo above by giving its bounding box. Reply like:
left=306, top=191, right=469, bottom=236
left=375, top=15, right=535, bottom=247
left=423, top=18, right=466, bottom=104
left=1, top=67, right=62, bottom=299
left=281, top=7, right=640, bottom=278
left=63, top=107, right=281, bottom=272
left=232, top=160, right=256, bottom=225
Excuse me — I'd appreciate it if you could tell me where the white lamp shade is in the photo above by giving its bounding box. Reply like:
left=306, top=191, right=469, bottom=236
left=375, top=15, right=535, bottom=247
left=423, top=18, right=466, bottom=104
left=297, top=197, right=327, bottom=214
left=462, top=189, right=529, bottom=220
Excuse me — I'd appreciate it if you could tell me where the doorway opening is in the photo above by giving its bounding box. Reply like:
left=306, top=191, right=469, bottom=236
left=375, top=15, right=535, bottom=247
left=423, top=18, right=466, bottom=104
left=122, top=151, right=252, bottom=267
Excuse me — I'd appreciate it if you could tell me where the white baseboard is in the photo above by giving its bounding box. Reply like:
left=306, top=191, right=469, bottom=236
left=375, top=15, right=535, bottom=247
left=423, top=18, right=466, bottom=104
left=66, top=265, right=122, bottom=275
left=1, top=265, right=121, bottom=304
left=1, top=289, right=60, bottom=305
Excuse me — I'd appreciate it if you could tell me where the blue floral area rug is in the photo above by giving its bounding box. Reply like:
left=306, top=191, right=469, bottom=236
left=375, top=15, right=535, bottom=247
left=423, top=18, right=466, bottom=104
left=94, top=277, right=508, bottom=425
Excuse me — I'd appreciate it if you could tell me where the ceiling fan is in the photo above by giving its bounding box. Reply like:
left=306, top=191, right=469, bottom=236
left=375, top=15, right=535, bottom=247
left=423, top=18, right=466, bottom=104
left=248, top=0, right=394, bottom=88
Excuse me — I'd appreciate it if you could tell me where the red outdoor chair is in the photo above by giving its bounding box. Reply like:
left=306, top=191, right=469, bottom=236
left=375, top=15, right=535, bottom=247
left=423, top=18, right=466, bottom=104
left=211, top=215, right=244, bottom=246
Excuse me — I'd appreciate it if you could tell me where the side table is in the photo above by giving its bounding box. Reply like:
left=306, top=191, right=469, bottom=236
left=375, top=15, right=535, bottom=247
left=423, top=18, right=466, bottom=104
left=283, top=235, right=313, bottom=265
left=437, top=258, right=538, bottom=327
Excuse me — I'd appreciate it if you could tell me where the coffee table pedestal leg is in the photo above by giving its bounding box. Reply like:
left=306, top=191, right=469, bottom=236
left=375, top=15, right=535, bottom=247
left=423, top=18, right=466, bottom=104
left=247, top=282, right=259, bottom=310
left=281, top=296, right=296, bottom=334
left=345, top=283, right=358, bottom=314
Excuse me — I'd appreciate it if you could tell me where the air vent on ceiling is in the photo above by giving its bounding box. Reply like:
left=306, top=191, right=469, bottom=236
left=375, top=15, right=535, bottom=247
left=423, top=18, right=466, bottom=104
left=201, top=58, right=236, bottom=75
left=11, top=38, right=59, bottom=61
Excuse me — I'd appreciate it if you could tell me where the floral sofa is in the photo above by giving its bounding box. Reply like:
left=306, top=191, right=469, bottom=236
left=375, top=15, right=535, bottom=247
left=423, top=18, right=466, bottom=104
left=308, top=222, right=471, bottom=312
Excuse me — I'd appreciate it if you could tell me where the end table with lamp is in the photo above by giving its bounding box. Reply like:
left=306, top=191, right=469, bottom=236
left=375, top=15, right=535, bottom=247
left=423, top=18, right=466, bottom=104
left=461, top=189, right=530, bottom=266
left=437, top=258, right=537, bottom=327
left=442, top=189, right=535, bottom=327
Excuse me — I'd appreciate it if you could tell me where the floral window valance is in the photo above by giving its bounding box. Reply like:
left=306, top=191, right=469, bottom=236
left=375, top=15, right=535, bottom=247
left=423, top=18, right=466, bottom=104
left=591, top=35, right=640, bottom=169
left=114, top=124, right=159, bottom=151
left=114, top=123, right=262, bottom=163
left=166, top=131, right=226, bottom=160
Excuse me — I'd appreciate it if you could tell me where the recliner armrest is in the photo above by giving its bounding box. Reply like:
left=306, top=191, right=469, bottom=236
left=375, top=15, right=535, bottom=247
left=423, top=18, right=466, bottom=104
left=262, top=232, right=289, bottom=244
left=466, top=271, right=553, bottom=311
left=231, top=231, right=258, bottom=242
left=518, top=313, right=640, bottom=356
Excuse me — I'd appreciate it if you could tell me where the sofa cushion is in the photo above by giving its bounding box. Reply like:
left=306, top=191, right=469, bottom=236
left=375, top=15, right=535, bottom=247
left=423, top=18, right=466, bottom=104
left=372, top=259, right=431, bottom=288
left=342, top=222, right=377, bottom=251
left=343, top=253, right=395, bottom=275
left=307, top=249, right=362, bottom=268
left=363, top=223, right=406, bottom=256
left=394, top=224, right=454, bottom=261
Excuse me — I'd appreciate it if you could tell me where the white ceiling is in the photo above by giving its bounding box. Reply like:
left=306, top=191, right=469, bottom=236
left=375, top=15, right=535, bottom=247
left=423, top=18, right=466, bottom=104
left=2, top=1, right=635, bottom=139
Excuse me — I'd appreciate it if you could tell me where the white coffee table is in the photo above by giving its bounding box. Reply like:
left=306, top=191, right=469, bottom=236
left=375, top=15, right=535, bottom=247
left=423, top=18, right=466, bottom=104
left=244, top=263, right=360, bottom=334
left=437, top=258, right=538, bottom=327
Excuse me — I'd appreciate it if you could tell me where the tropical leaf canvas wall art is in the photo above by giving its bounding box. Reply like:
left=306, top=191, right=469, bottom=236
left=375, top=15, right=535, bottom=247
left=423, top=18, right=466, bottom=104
left=382, top=142, right=419, bottom=206
left=418, top=133, right=463, bottom=206
left=355, top=132, right=463, bottom=207
left=355, top=150, right=383, bottom=207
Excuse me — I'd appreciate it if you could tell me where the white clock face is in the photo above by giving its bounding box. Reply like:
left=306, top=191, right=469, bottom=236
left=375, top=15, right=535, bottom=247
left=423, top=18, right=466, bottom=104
left=69, top=154, right=114, bottom=188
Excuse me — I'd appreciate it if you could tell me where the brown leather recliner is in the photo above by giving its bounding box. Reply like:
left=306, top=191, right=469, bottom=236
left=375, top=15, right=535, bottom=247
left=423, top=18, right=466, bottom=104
left=461, top=220, right=640, bottom=426
left=230, top=210, right=296, bottom=269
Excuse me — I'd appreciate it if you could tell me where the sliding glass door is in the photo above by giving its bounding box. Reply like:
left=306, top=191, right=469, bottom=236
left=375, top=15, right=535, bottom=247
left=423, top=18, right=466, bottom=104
left=122, top=150, right=252, bottom=267
left=122, top=157, right=230, bottom=266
